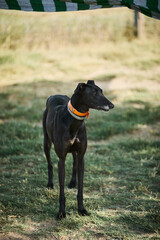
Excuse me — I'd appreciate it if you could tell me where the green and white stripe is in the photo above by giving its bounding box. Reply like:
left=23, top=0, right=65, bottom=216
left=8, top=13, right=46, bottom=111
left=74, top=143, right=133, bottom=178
left=0, top=0, right=104, bottom=11
left=122, top=0, right=160, bottom=19
left=0, top=0, right=160, bottom=19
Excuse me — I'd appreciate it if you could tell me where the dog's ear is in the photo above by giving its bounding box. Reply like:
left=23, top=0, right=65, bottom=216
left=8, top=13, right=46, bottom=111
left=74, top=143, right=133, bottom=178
left=74, top=83, right=86, bottom=94
left=87, top=80, right=95, bottom=85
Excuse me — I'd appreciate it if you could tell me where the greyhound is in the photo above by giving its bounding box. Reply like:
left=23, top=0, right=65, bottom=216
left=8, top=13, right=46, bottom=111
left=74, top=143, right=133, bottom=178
left=43, top=80, right=114, bottom=219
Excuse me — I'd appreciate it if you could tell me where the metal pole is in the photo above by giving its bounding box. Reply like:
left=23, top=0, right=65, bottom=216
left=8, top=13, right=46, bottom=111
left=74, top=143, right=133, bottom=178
left=134, top=11, right=144, bottom=38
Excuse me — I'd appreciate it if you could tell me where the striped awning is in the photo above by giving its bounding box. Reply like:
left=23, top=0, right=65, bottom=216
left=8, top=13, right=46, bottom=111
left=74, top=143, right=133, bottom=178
left=0, top=0, right=160, bottom=19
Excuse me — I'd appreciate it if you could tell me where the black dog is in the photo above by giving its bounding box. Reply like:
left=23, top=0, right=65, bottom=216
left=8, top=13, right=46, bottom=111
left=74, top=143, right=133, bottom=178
left=43, top=80, right=114, bottom=219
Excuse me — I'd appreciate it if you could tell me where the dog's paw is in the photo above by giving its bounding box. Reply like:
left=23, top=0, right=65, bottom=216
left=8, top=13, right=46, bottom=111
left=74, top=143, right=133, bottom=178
left=68, top=181, right=76, bottom=189
left=78, top=208, right=89, bottom=216
left=57, top=211, right=66, bottom=220
left=47, top=183, right=54, bottom=189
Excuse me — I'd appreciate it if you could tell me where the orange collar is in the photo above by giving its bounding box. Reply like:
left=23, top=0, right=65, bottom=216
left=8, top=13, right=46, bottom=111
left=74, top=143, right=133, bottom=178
left=67, top=100, right=89, bottom=120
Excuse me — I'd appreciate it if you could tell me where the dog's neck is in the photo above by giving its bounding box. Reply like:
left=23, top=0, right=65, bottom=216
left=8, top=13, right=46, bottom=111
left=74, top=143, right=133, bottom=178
left=70, top=93, right=89, bottom=113
left=66, top=93, right=88, bottom=134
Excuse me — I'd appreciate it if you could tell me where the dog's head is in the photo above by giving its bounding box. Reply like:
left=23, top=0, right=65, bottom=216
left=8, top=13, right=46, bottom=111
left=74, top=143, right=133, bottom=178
left=74, top=80, right=114, bottom=111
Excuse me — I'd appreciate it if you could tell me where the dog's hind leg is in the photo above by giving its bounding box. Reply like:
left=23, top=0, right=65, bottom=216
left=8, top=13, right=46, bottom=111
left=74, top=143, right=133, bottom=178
left=58, top=157, right=66, bottom=219
left=43, top=110, right=53, bottom=189
left=44, top=134, right=53, bottom=189
left=68, top=152, right=77, bottom=189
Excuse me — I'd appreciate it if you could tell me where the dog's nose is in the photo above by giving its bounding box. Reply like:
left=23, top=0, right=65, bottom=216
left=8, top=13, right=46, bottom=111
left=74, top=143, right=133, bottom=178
left=109, top=104, right=114, bottom=109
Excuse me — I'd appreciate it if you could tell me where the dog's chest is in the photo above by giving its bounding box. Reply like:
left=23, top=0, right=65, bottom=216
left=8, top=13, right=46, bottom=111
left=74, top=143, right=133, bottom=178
left=69, top=135, right=80, bottom=146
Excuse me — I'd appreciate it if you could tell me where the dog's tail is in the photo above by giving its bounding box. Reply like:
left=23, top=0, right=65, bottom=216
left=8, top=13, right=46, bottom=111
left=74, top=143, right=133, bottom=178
left=42, top=108, right=48, bottom=135
left=43, top=96, right=50, bottom=132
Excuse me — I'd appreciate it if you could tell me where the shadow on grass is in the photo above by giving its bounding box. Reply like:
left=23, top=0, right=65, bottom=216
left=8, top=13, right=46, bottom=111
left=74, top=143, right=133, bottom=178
left=1, top=80, right=160, bottom=139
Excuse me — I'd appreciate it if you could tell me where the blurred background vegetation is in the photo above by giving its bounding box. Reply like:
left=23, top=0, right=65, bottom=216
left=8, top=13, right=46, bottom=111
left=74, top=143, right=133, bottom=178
left=0, top=8, right=160, bottom=86
left=0, top=8, right=160, bottom=49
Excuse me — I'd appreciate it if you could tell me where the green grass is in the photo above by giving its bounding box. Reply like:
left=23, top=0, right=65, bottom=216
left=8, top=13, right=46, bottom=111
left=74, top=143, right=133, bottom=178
left=0, top=81, right=160, bottom=240
left=0, top=7, right=160, bottom=240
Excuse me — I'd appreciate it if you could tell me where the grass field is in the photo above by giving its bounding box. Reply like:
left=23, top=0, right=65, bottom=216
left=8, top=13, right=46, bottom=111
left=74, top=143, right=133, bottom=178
left=0, top=8, right=160, bottom=240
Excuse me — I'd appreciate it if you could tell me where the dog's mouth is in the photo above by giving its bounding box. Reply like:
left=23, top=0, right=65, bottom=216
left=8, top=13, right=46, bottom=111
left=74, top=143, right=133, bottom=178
left=96, top=106, right=110, bottom=111
left=96, top=104, right=114, bottom=112
left=90, top=102, right=114, bottom=112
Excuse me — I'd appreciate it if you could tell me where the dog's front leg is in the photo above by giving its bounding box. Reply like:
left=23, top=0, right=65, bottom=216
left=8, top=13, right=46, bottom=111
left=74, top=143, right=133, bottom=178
left=68, top=152, right=77, bottom=189
left=77, top=154, right=88, bottom=216
left=58, top=158, right=66, bottom=219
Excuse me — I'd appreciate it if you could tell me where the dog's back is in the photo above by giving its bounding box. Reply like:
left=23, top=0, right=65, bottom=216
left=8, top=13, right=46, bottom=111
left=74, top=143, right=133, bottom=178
left=46, top=95, right=69, bottom=112
left=43, top=95, right=69, bottom=142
